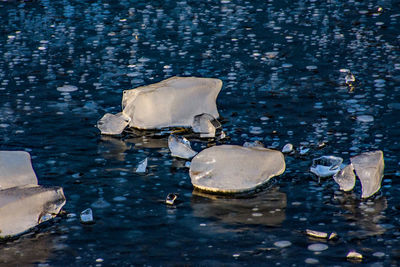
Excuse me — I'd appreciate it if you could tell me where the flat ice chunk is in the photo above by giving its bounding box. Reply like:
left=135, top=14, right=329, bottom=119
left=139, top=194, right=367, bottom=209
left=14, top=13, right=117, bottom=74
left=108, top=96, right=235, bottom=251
left=310, top=156, right=343, bottom=177
left=0, top=185, right=66, bottom=237
left=168, top=135, right=197, bottom=159
left=333, top=164, right=356, bottom=191
left=97, top=112, right=130, bottom=135
left=192, top=113, right=221, bottom=138
left=122, top=76, right=222, bottom=129
left=189, top=145, right=285, bottom=193
left=351, top=150, right=384, bottom=198
left=80, top=208, right=94, bottom=224
left=0, top=151, right=38, bottom=190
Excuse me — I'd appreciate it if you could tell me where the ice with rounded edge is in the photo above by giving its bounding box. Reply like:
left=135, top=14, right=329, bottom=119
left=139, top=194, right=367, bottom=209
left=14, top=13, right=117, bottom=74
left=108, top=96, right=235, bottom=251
left=0, top=185, right=66, bottom=238
left=333, top=164, right=356, bottom=191
left=97, top=77, right=222, bottom=134
left=189, top=145, right=285, bottom=193
left=310, top=155, right=343, bottom=177
left=351, top=150, right=384, bottom=198
left=0, top=151, right=38, bottom=190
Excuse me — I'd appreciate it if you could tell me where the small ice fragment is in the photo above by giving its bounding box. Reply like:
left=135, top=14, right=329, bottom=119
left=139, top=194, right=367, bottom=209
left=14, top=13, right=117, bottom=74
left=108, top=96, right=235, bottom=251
left=97, top=113, right=130, bottom=135
left=38, top=213, right=53, bottom=224
left=168, top=134, right=197, bottom=159
left=347, top=250, right=362, bottom=261
left=219, top=131, right=226, bottom=140
left=305, top=258, right=319, bottom=264
left=192, top=113, right=221, bottom=138
left=185, top=161, right=191, bottom=168
left=243, top=140, right=264, bottom=148
left=333, top=164, right=356, bottom=191
left=165, top=193, right=178, bottom=205
left=339, top=68, right=350, bottom=73
left=373, top=252, right=385, bottom=258
left=306, top=229, right=328, bottom=239
left=80, top=208, right=94, bottom=224
left=282, top=143, right=293, bottom=153
left=136, top=158, right=148, bottom=173
left=273, top=240, right=292, bottom=248
left=356, top=115, right=374, bottom=123
left=345, top=73, right=355, bottom=85
left=307, top=243, right=328, bottom=252
left=351, top=150, right=384, bottom=198
left=57, top=85, right=78, bottom=92
left=328, top=232, right=338, bottom=240
left=299, top=147, right=310, bottom=155
left=310, top=156, right=343, bottom=177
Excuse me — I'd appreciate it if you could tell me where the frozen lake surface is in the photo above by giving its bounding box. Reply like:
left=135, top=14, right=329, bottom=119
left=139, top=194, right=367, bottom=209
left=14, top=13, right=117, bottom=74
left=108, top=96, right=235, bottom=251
left=1, top=0, right=400, bottom=265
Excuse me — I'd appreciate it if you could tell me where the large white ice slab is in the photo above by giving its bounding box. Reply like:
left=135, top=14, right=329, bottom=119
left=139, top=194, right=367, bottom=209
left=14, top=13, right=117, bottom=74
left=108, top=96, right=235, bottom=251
left=189, top=145, right=285, bottom=193
left=97, top=76, right=222, bottom=134
left=0, top=185, right=66, bottom=238
left=351, top=150, right=384, bottom=198
left=0, top=151, right=38, bottom=190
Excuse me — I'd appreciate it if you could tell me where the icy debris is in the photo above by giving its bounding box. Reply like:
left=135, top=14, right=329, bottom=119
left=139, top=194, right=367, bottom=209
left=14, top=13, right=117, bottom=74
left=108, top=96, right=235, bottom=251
left=273, top=240, right=292, bottom=248
left=80, top=208, right=94, bottom=224
left=97, top=113, right=130, bottom=135
left=307, top=243, right=328, bottom=252
left=192, top=113, right=221, bottom=138
left=356, top=115, right=374, bottom=123
left=168, top=134, right=197, bottom=159
left=351, top=150, right=384, bottom=199
left=310, top=156, right=343, bottom=177
left=136, top=158, right=148, bottom=173
left=189, top=145, right=285, bottom=193
left=347, top=251, right=363, bottom=262
left=306, top=229, right=338, bottom=240
left=0, top=151, right=38, bottom=190
left=345, top=72, right=356, bottom=85
left=97, top=77, right=222, bottom=134
left=299, top=147, right=309, bottom=155
left=333, top=164, right=356, bottom=191
left=0, top=186, right=66, bottom=238
left=165, top=193, right=178, bottom=205
left=56, top=84, right=78, bottom=92
left=282, top=143, right=293, bottom=153
left=243, top=140, right=264, bottom=148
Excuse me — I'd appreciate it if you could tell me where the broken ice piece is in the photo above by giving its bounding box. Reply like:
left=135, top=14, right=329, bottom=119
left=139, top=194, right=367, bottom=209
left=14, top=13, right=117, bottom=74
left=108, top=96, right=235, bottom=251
left=347, top=250, right=363, bottom=262
left=306, top=229, right=328, bottom=239
left=243, top=141, right=264, bottom=148
left=282, top=143, right=293, bottom=153
left=97, top=113, right=130, bottom=135
left=189, top=145, right=285, bottom=193
left=165, top=193, right=178, bottom=205
left=136, top=158, right=148, bottom=173
left=328, top=232, right=338, bottom=240
left=192, top=113, right=221, bottom=138
left=168, top=134, right=197, bottom=159
left=351, top=150, right=384, bottom=199
left=80, top=208, right=94, bottom=224
left=0, top=151, right=38, bottom=190
left=299, top=147, right=309, bottom=155
left=310, top=156, right=343, bottom=177
left=0, top=185, right=66, bottom=238
left=333, top=164, right=356, bottom=191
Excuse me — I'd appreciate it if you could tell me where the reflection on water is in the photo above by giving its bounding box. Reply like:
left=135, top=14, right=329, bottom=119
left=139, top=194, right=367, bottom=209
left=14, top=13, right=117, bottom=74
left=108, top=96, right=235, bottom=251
left=98, top=136, right=131, bottom=161
left=335, top=191, right=387, bottom=237
left=191, top=187, right=287, bottom=227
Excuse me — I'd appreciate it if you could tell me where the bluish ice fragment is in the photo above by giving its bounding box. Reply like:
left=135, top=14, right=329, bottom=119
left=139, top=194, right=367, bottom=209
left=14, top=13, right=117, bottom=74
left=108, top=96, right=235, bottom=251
left=310, top=155, right=343, bottom=177
left=80, top=208, right=94, bottom=224
left=136, top=158, right=148, bottom=173
left=168, top=134, right=197, bottom=159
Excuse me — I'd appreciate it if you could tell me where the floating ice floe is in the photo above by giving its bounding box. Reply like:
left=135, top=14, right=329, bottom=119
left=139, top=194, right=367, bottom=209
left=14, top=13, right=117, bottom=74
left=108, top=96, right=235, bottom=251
left=136, top=158, right=148, bottom=173
left=97, top=76, right=222, bottom=135
left=310, top=155, right=343, bottom=177
left=333, top=150, right=384, bottom=199
left=189, top=145, right=285, bottom=193
left=56, top=84, right=78, bottom=92
left=80, top=208, right=94, bottom=224
left=168, top=134, right=197, bottom=159
left=192, top=113, right=221, bottom=138
left=0, top=151, right=66, bottom=238
left=282, top=143, right=293, bottom=153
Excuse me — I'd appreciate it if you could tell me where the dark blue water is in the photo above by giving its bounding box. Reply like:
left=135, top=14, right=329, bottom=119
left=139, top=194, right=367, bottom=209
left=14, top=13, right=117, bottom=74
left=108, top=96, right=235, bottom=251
left=1, top=0, right=400, bottom=265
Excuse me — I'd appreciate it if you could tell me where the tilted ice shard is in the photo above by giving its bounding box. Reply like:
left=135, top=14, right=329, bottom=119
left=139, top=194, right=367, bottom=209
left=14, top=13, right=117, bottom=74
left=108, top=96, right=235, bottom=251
left=0, top=151, right=38, bottom=190
left=136, top=158, right=148, bottom=173
left=310, top=156, right=343, bottom=177
left=0, top=185, right=66, bottom=238
left=333, top=164, right=356, bottom=191
left=168, top=135, right=197, bottom=159
left=192, top=113, right=221, bottom=138
left=97, top=113, right=130, bottom=135
left=351, top=150, right=384, bottom=198
left=97, top=76, right=222, bottom=134
left=189, top=145, right=285, bottom=193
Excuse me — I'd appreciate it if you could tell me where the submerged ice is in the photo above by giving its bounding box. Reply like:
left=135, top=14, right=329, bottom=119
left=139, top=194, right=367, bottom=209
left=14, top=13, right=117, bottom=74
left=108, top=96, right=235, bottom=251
left=310, top=156, right=343, bottom=177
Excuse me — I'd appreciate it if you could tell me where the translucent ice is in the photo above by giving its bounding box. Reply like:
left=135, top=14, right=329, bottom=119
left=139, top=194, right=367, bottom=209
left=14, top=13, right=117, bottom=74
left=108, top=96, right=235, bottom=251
left=351, top=150, right=384, bottom=198
left=97, top=113, right=130, bottom=135
left=189, top=145, right=285, bottom=193
left=333, top=164, right=356, bottom=191
left=310, top=156, right=343, bottom=177
left=80, top=208, right=94, bottom=224
left=192, top=113, right=221, bottom=138
left=97, top=77, right=222, bottom=134
left=136, top=158, right=148, bottom=173
left=243, top=141, right=264, bottom=148
left=168, top=135, right=197, bottom=159
left=0, top=185, right=66, bottom=237
left=0, top=151, right=38, bottom=190
left=282, top=143, right=293, bottom=153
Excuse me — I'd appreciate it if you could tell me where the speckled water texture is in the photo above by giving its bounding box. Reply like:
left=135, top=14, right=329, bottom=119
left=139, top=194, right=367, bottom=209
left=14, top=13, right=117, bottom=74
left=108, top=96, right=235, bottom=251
left=0, top=0, right=400, bottom=266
